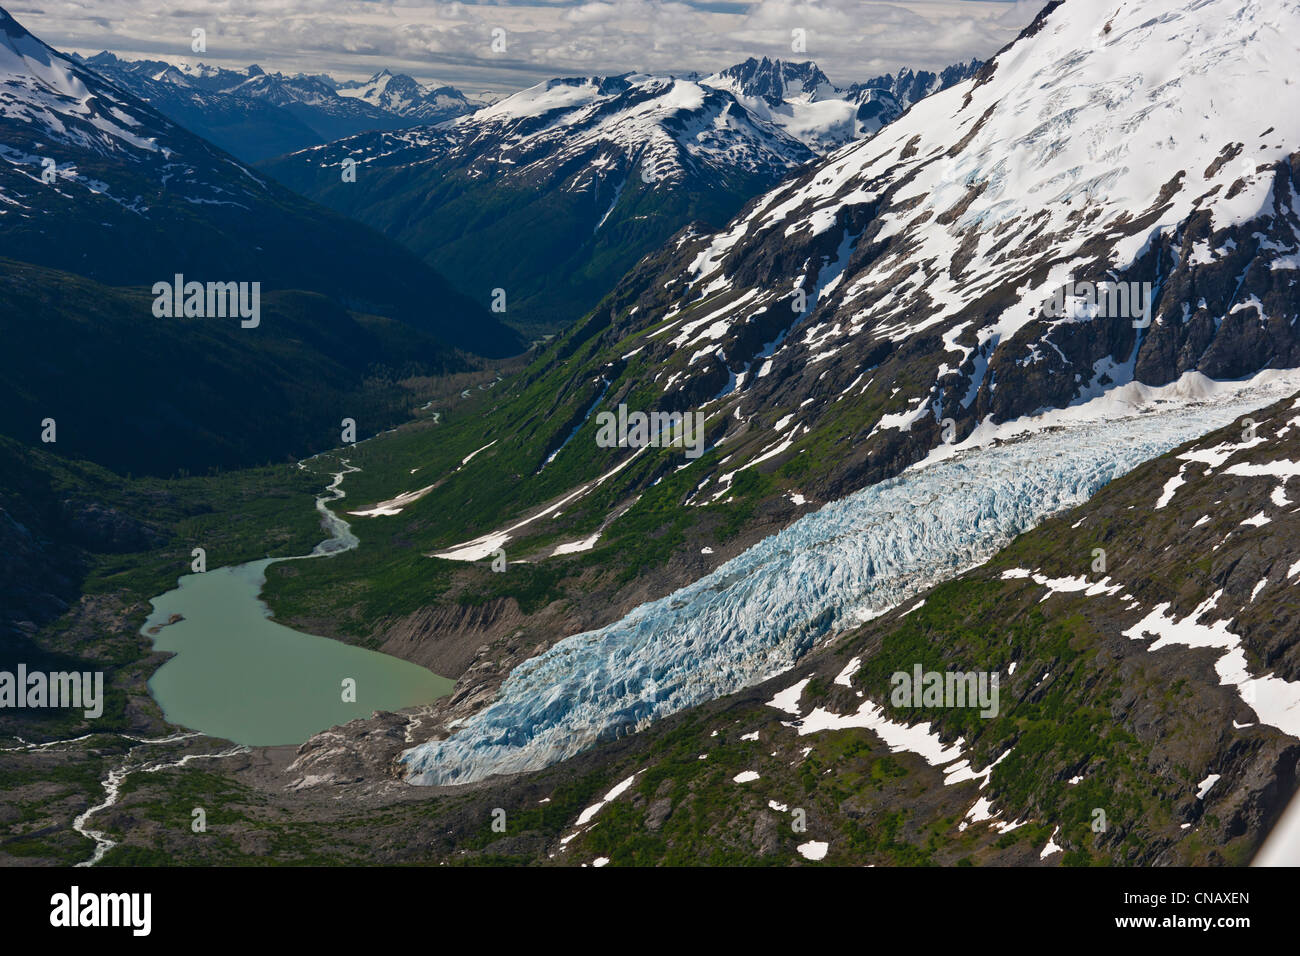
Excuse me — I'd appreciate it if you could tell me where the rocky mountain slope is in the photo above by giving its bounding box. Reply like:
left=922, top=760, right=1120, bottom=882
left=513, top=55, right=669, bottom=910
left=397, top=374, right=1300, bottom=785
left=453, top=388, right=1300, bottom=866
left=595, top=0, right=1300, bottom=497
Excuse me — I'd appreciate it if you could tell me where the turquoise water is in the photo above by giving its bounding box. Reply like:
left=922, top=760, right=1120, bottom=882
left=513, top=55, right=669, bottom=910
left=143, top=464, right=453, bottom=746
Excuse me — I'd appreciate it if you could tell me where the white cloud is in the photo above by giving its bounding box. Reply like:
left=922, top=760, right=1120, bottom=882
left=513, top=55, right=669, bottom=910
left=22, top=0, right=1040, bottom=94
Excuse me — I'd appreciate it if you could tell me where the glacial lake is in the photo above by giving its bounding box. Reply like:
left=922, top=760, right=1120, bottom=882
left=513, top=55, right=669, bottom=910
left=143, top=464, right=454, bottom=747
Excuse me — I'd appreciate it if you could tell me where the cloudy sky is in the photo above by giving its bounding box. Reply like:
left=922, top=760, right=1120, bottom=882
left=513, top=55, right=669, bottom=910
left=12, top=0, right=1042, bottom=94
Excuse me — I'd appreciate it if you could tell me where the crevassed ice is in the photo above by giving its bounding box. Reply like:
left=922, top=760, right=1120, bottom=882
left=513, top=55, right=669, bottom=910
left=401, top=393, right=1279, bottom=786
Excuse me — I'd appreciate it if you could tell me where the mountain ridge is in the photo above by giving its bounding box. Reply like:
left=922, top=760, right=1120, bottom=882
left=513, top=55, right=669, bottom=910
left=260, top=54, right=980, bottom=335
left=74, top=51, right=475, bottom=161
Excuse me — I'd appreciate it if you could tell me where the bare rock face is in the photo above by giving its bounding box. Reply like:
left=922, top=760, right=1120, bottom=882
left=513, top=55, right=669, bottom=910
left=645, top=797, right=673, bottom=832
left=285, top=712, right=412, bottom=792
left=751, top=811, right=781, bottom=856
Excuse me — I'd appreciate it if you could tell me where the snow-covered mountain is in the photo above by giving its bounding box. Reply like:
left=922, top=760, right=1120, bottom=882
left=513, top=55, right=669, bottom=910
left=374, top=0, right=1300, bottom=791
left=562, top=0, right=1300, bottom=494
left=336, top=68, right=471, bottom=123
left=0, top=12, right=259, bottom=216
left=709, top=57, right=837, bottom=106
left=845, top=60, right=987, bottom=111
left=263, top=73, right=821, bottom=332
left=463, top=73, right=817, bottom=184
left=263, top=57, right=976, bottom=332
left=76, top=52, right=475, bottom=161
left=703, top=56, right=982, bottom=154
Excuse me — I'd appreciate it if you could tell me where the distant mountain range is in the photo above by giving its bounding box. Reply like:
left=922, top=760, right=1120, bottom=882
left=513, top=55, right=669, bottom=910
left=73, top=52, right=481, bottom=162
left=336, top=68, right=479, bottom=122
left=262, top=57, right=980, bottom=335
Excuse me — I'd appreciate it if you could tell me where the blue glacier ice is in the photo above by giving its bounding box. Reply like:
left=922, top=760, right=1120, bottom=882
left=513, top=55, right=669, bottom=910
left=401, top=390, right=1282, bottom=785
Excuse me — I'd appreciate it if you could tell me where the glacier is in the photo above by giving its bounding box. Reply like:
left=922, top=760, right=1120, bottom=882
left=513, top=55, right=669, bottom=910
left=401, top=384, right=1293, bottom=785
